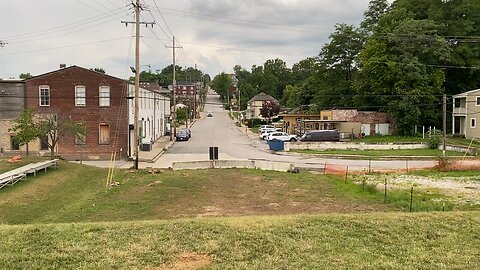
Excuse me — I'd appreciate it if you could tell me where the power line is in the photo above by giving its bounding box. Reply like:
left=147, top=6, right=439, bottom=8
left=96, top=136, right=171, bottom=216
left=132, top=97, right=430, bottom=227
left=150, top=0, right=174, bottom=37
left=0, top=37, right=131, bottom=56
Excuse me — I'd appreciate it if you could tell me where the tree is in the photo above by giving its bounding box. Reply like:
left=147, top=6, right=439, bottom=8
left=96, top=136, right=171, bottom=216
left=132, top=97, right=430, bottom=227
left=19, top=73, right=33, bottom=79
left=260, top=101, right=280, bottom=122
left=355, top=9, right=451, bottom=134
left=320, top=23, right=365, bottom=81
left=176, top=107, right=187, bottom=124
left=282, top=85, right=300, bottom=109
left=9, top=109, right=38, bottom=156
left=210, top=72, right=232, bottom=102
left=90, top=68, right=106, bottom=74
left=36, top=113, right=87, bottom=159
left=361, top=0, right=390, bottom=33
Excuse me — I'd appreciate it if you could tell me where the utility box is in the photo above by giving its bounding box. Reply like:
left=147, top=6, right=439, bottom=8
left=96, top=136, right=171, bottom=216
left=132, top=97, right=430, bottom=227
left=141, top=143, right=152, bottom=151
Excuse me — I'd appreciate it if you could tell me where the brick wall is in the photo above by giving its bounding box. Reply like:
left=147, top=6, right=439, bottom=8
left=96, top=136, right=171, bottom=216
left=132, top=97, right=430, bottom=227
left=25, top=66, right=129, bottom=159
left=332, top=110, right=392, bottom=124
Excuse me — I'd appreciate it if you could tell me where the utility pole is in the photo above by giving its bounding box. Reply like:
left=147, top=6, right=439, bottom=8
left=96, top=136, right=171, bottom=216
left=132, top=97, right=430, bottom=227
left=443, top=94, right=447, bottom=157
left=121, top=1, right=155, bottom=169
left=166, top=36, right=182, bottom=140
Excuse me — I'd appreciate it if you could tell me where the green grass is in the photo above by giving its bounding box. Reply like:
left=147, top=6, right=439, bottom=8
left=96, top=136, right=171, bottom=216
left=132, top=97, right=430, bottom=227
left=292, top=148, right=467, bottom=157
left=0, top=161, right=395, bottom=224
left=250, top=126, right=259, bottom=133
left=1, top=159, right=479, bottom=268
left=356, top=135, right=427, bottom=143
left=356, top=135, right=480, bottom=148
left=0, top=212, right=479, bottom=269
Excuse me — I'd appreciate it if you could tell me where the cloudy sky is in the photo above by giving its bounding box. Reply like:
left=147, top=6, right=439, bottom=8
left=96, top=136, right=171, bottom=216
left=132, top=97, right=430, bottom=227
left=0, top=0, right=373, bottom=80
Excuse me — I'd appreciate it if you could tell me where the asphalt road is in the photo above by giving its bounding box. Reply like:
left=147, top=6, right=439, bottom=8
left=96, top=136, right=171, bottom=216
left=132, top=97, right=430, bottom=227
left=152, top=91, right=442, bottom=171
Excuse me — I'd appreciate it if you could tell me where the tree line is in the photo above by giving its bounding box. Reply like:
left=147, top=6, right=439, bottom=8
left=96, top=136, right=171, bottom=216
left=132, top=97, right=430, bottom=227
left=211, top=0, right=480, bottom=135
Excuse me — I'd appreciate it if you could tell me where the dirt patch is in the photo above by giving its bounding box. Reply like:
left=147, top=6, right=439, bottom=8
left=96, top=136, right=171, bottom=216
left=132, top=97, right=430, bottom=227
left=359, top=174, right=480, bottom=205
left=152, top=252, right=211, bottom=270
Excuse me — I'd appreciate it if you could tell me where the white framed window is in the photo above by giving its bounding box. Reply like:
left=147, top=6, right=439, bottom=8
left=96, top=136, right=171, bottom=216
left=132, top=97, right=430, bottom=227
left=39, top=85, right=50, bottom=106
left=471, top=118, right=476, bottom=128
left=476, top=97, right=480, bottom=106
left=99, top=86, right=110, bottom=107
left=75, top=86, right=86, bottom=106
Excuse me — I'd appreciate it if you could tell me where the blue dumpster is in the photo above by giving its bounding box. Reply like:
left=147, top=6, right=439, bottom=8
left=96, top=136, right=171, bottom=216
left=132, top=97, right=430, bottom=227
left=268, top=139, right=284, bottom=151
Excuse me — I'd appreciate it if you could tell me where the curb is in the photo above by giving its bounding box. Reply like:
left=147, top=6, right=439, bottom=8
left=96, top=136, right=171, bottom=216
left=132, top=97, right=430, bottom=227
left=274, top=151, right=478, bottom=161
left=148, top=141, right=174, bottom=163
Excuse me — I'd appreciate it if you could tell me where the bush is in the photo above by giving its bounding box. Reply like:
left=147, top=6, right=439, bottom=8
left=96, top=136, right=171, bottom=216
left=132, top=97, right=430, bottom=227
left=435, top=155, right=456, bottom=171
left=428, top=135, right=441, bottom=149
left=248, top=118, right=268, bottom=128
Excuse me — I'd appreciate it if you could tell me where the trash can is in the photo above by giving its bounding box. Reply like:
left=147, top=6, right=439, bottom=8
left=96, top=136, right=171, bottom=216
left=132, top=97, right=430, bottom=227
left=268, top=139, right=284, bottom=151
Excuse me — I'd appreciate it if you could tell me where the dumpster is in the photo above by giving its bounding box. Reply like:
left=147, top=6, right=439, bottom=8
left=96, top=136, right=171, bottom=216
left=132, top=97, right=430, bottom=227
left=268, top=139, right=284, bottom=151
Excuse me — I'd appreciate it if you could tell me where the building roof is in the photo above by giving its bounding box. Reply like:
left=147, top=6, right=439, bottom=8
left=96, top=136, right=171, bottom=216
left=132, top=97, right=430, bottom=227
left=25, top=65, right=129, bottom=83
left=247, top=92, right=278, bottom=104
left=453, top=88, right=480, bottom=98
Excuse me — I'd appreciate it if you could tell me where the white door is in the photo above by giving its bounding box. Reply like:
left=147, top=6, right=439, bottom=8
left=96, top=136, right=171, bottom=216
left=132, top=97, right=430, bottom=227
left=375, top=124, right=389, bottom=135
left=361, top=124, right=371, bottom=136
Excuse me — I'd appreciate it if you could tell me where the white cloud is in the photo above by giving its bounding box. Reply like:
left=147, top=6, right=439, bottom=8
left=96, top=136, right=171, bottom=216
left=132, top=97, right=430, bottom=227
left=0, top=0, right=371, bottom=79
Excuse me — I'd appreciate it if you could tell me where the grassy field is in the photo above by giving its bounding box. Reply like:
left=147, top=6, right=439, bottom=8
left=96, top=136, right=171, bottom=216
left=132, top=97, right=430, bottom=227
left=0, top=212, right=478, bottom=269
left=355, top=135, right=480, bottom=148
left=1, top=159, right=479, bottom=269
left=291, top=148, right=467, bottom=157
left=0, top=159, right=395, bottom=224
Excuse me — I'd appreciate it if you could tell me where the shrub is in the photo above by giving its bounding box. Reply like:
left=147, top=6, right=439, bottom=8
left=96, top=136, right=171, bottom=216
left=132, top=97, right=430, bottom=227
left=248, top=118, right=268, bottom=128
left=428, top=135, right=441, bottom=149
left=435, top=155, right=456, bottom=171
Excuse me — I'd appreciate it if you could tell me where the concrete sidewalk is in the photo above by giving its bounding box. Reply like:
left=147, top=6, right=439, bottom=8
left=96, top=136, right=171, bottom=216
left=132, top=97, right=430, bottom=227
left=138, top=136, right=174, bottom=163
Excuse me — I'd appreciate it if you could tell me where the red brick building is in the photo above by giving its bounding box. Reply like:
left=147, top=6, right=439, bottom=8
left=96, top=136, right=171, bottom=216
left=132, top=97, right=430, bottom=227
left=25, top=66, right=129, bottom=159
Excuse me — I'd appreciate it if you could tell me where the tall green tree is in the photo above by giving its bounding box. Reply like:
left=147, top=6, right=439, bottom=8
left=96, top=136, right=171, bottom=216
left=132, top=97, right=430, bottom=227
left=9, top=109, right=38, bottom=156
left=210, top=72, right=232, bottom=102
left=282, top=85, right=300, bottom=109
left=361, top=0, right=390, bottom=33
left=355, top=9, right=451, bottom=134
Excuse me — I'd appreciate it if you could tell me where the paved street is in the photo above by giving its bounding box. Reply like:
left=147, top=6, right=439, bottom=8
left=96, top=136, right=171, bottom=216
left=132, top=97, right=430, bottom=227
left=149, top=91, right=439, bottom=171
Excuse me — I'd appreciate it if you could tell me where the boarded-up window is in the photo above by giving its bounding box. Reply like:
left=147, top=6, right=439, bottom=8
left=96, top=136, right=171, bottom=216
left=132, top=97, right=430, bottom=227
left=75, top=86, right=86, bottom=106
left=99, top=124, right=110, bottom=145
left=99, top=86, right=110, bottom=107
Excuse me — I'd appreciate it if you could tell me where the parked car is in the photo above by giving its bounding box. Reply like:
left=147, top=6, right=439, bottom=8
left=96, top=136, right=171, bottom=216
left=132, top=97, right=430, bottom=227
left=259, top=130, right=277, bottom=140
left=266, top=132, right=298, bottom=142
left=179, top=128, right=191, bottom=138
left=259, top=125, right=275, bottom=133
left=207, top=111, right=213, bottom=117
left=176, top=129, right=190, bottom=141
left=299, top=130, right=340, bottom=142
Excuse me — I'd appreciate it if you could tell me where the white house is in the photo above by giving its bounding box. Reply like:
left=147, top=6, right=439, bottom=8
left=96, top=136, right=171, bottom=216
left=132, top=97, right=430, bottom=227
left=128, top=84, right=170, bottom=154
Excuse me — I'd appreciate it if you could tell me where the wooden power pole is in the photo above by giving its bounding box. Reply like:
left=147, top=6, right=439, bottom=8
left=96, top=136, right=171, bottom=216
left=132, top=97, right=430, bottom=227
left=166, top=36, right=182, bottom=141
left=121, top=1, right=154, bottom=169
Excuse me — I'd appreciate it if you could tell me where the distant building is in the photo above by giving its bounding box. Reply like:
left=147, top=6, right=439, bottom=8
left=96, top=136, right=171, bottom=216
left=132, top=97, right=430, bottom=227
left=22, top=65, right=169, bottom=160
left=452, top=89, right=480, bottom=139
left=246, top=92, right=279, bottom=119
left=0, top=80, right=26, bottom=154
left=280, top=110, right=394, bottom=137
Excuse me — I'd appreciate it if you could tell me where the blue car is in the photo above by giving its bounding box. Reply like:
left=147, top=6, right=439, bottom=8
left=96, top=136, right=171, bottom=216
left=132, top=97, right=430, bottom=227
left=176, top=130, right=189, bottom=141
